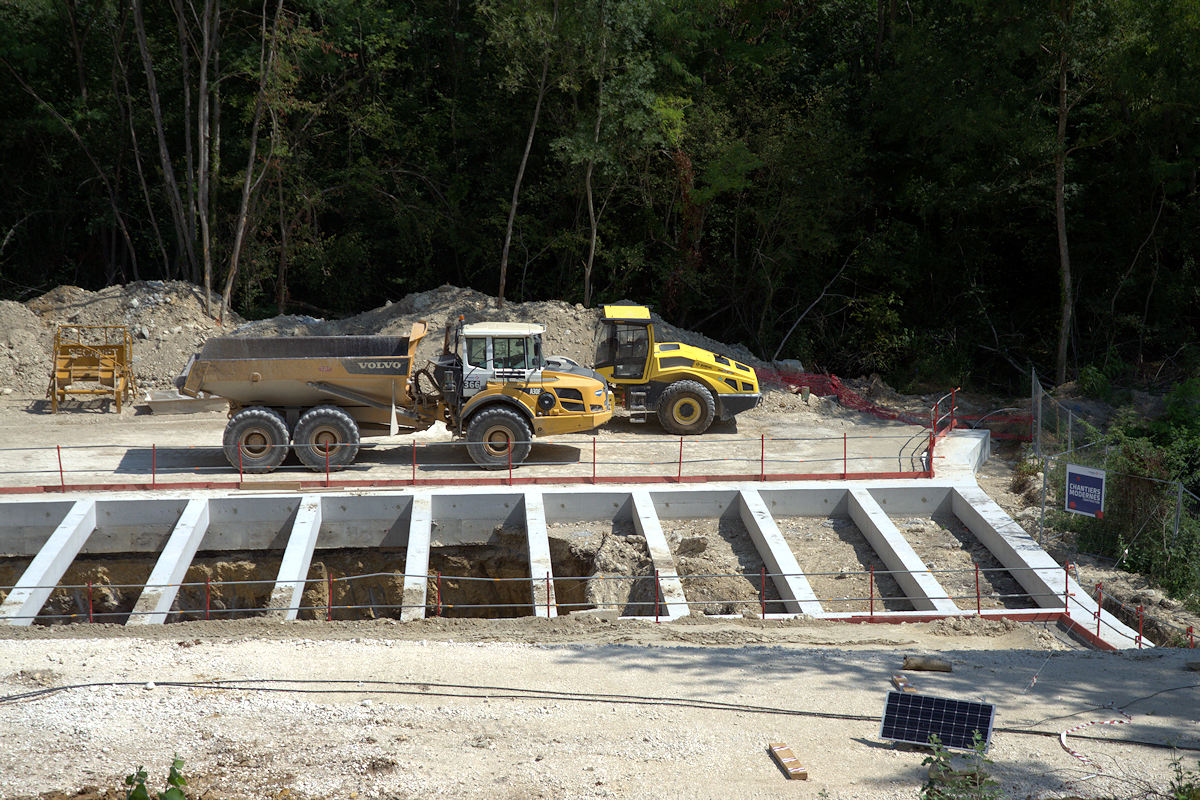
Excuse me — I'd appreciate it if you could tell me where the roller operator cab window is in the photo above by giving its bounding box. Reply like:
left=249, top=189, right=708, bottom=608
left=603, top=323, right=648, bottom=379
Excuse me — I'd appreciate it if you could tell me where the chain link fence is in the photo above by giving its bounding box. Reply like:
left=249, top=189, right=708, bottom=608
left=1030, top=370, right=1200, bottom=635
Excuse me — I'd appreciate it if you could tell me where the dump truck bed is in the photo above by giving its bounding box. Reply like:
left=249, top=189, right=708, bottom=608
left=177, top=328, right=425, bottom=412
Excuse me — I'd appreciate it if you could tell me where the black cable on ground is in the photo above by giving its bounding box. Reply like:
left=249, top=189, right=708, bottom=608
left=3, top=677, right=1198, bottom=753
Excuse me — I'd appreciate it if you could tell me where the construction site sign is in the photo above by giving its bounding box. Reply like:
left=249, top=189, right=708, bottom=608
left=1065, top=464, right=1106, bottom=518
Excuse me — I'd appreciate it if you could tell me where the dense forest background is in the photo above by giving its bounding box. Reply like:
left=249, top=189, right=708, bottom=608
left=1, top=0, right=1198, bottom=394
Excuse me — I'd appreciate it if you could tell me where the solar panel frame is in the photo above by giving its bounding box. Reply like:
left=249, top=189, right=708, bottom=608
left=878, top=691, right=996, bottom=752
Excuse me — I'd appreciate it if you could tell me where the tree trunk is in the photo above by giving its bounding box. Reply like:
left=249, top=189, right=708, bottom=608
left=219, top=0, right=283, bottom=324
left=133, top=0, right=197, bottom=281
left=1054, top=43, right=1072, bottom=386
left=197, top=0, right=217, bottom=316
left=497, top=0, right=557, bottom=309
left=582, top=1, right=606, bottom=309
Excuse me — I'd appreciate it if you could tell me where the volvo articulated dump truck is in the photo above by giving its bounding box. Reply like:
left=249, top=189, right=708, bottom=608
left=176, top=319, right=613, bottom=473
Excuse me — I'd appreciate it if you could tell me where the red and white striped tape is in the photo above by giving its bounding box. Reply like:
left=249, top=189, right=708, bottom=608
left=1058, top=712, right=1131, bottom=769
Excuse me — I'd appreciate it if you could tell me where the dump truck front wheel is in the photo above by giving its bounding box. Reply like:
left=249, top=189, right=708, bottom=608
left=466, top=407, right=532, bottom=469
left=293, top=405, right=360, bottom=471
left=223, top=407, right=289, bottom=473
left=657, top=380, right=716, bottom=435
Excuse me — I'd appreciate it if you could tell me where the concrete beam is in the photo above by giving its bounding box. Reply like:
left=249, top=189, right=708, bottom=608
left=631, top=490, right=688, bottom=619
left=128, top=498, right=210, bottom=626
left=1, top=500, right=96, bottom=626
left=400, top=494, right=432, bottom=621
left=524, top=492, right=556, bottom=618
left=738, top=489, right=822, bottom=616
left=951, top=486, right=1145, bottom=649
left=847, top=489, right=957, bottom=613
left=266, top=496, right=322, bottom=620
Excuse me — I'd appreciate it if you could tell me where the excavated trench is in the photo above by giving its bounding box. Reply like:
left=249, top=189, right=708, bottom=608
left=547, top=521, right=659, bottom=616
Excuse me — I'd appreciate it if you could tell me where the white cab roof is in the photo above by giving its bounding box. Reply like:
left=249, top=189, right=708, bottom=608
left=462, top=322, right=545, bottom=337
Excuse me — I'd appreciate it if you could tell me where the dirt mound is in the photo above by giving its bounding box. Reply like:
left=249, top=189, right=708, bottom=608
left=16, top=281, right=236, bottom=395
left=4, top=279, right=819, bottom=408
left=0, top=300, right=54, bottom=394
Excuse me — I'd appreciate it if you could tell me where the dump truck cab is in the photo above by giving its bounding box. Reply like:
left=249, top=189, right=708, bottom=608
left=593, top=304, right=760, bottom=435
left=433, top=319, right=614, bottom=468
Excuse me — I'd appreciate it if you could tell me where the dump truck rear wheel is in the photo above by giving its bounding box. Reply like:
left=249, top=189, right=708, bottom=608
left=466, top=407, right=532, bottom=469
left=293, top=405, right=360, bottom=471
left=223, top=407, right=289, bottom=473
left=657, top=380, right=716, bottom=435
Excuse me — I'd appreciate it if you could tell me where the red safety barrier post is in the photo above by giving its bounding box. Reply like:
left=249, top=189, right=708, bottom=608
left=507, top=445, right=512, bottom=486
left=1063, top=561, right=1071, bottom=617
left=869, top=566, right=874, bottom=619
left=545, top=574, right=551, bottom=617
left=975, top=563, right=981, bottom=615
left=411, top=441, right=417, bottom=483
left=950, top=387, right=957, bottom=430
left=1137, top=604, right=1143, bottom=649
left=327, top=573, right=334, bottom=621
left=760, top=435, right=765, bottom=482
left=436, top=571, right=442, bottom=617
left=325, top=444, right=331, bottom=488
left=843, top=433, right=848, bottom=478
left=238, top=445, right=243, bottom=481
left=87, top=581, right=93, bottom=623
left=760, top=566, right=767, bottom=619
left=205, top=577, right=210, bottom=620
left=592, top=438, right=597, bottom=484
left=152, top=444, right=157, bottom=489
left=57, top=445, right=64, bottom=490
left=677, top=438, right=683, bottom=481
left=1189, top=626, right=1194, bottom=648
left=655, top=569, right=661, bottom=624
left=1096, top=583, right=1103, bottom=638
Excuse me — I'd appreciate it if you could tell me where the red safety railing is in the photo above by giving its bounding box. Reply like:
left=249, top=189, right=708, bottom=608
left=0, top=431, right=946, bottom=494
left=4, top=563, right=1191, bottom=649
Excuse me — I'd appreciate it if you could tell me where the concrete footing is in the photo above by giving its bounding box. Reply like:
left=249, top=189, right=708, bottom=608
left=0, top=478, right=1146, bottom=649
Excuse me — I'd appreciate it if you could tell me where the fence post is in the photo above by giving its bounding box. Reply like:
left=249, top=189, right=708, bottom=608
left=1038, top=462, right=1049, bottom=546
left=1189, top=626, right=1194, bottom=648
left=975, top=562, right=981, bottom=615
left=1095, top=583, right=1103, bottom=638
left=1067, top=408, right=1073, bottom=455
left=238, top=445, right=243, bottom=481
left=678, top=437, right=683, bottom=481
left=1032, top=367, right=1041, bottom=457
left=412, top=441, right=416, bottom=483
left=760, top=566, right=766, bottom=619
left=655, top=569, right=661, bottom=624
left=152, top=444, right=156, bottom=489
left=436, top=571, right=442, bottom=617
left=325, top=444, right=331, bottom=488
left=1063, top=561, right=1070, bottom=617
left=1174, top=482, right=1184, bottom=546
left=592, top=437, right=597, bottom=484
left=546, top=574, right=551, bottom=617
left=57, top=445, right=65, bottom=490
left=327, top=572, right=333, bottom=622
left=1136, top=604, right=1143, bottom=649
left=507, top=443, right=512, bottom=486
left=843, top=432, right=848, bottom=478
left=87, top=580, right=93, bottom=623
left=950, top=387, right=957, bottom=430
left=868, top=566, right=874, bottom=619
left=205, top=576, right=210, bottom=620
left=760, top=434, right=765, bottom=482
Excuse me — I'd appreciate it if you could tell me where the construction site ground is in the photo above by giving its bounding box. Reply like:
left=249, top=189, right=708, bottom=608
left=0, top=281, right=1198, bottom=799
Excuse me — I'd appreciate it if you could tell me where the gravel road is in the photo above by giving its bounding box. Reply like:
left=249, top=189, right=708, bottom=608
left=1, top=618, right=1196, bottom=800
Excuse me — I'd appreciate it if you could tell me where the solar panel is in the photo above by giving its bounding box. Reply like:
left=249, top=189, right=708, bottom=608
left=879, top=691, right=996, bottom=752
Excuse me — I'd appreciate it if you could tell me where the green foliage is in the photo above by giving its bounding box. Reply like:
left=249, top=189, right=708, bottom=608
left=0, top=0, right=1198, bottom=382
left=1170, top=756, right=1200, bottom=800
left=919, top=733, right=1003, bottom=800
left=124, top=757, right=187, bottom=800
left=1078, top=365, right=1112, bottom=402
